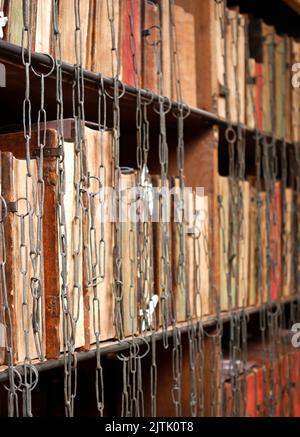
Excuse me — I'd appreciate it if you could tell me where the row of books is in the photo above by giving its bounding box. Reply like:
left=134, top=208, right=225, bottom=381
left=2, top=1, right=299, bottom=141
left=219, top=175, right=294, bottom=311
left=222, top=341, right=300, bottom=417
left=0, top=120, right=211, bottom=365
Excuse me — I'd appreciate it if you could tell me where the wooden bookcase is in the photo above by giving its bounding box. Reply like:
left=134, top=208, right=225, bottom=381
left=0, top=0, right=299, bottom=417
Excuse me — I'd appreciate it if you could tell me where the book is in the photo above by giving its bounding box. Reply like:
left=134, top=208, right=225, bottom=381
left=282, top=188, right=293, bottom=297
left=142, top=0, right=161, bottom=93
left=262, top=23, right=275, bottom=133
left=275, top=34, right=285, bottom=139
left=82, top=126, right=115, bottom=347
left=120, top=169, right=138, bottom=337
left=248, top=183, right=257, bottom=306
left=171, top=3, right=197, bottom=107
left=58, top=0, right=92, bottom=67
left=171, top=177, right=187, bottom=322
left=186, top=190, right=210, bottom=320
left=218, top=175, right=231, bottom=311
left=35, top=0, right=52, bottom=53
left=1, top=151, right=43, bottom=364
left=237, top=181, right=250, bottom=308
left=0, top=122, right=114, bottom=359
left=151, top=175, right=171, bottom=329
left=270, top=182, right=282, bottom=301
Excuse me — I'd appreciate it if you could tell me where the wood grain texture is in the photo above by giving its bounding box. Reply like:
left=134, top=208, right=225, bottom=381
left=35, top=0, right=52, bottom=53
left=172, top=4, right=197, bottom=107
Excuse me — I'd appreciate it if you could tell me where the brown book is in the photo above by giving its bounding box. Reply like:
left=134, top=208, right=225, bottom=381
left=248, top=184, right=257, bottom=306
left=0, top=122, right=114, bottom=359
left=292, top=40, right=300, bottom=143
left=237, top=180, right=250, bottom=308
left=171, top=177, right=187, bottom=322
left=1, top=151, right=43, bottom=364
left=142, top=0, right=161, bottom=93
left=246, top=58, right=256, bottom=129
left=284, top=36, right=292, bottom=142
left=4, top=0, right=37, bottom=48
left=120, top=169, right=138, bottom=337
left=262, top=23, right=275, bottom=133
left=218, top=175, right=230, bottom=311
left=151, top=175, right=171, bottom=329
left=59, top=0, right=92, bottom=67
left=282, top=188, right=293, bottom=297
left=35, top=0, right=52, bottom=53
left=82, top=127, right=115, bottom=349
left=225, top=9, right=245, bottom=124
left=171, top=4, right=197, bottom=107
left=161, top=0, right=172, bottom=98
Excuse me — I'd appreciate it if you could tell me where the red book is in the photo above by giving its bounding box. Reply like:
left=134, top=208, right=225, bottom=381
left=293, top=350, right=300, bottom=417
left=270, top=182, right=282, bottom=301
left=255, top=63, right=263, bottom=130
left=121, top=0, right=141, bottom=87
left=253, top=367, right=264, bottom=416
left=246, top=371, right=256, bottom=417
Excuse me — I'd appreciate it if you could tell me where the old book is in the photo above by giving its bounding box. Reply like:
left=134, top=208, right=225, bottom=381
left=171, top=4, right=197, bottom=107
left=120, top=169, right=138, bottom=337
left=142, top=0, right=161, bottom=93
left=3, top=0, right=24, bottom=46
left=248, top=184, right=257, bottom=306
left=246, top=58, right=256, bottom=129
left=270, top=182, right=282, bottom=301
left=196, top=192, right=210, bottom=317
left=237, top=181, right=250, bottom=308
left=260, top=191, right=268, bottom=304
left=119, top=0, right=141, bottom=86
left=171, top=177, right=187, bottom=322
left=151, top=175, right=171, bottom=329
left=92, top=0, right=140, bottom=85
left=161, top=0, right=172, bottom=98
left=218, top=175, right=230, bottom=311
left=262, top=23, right=275, bottom=133
left=82, top=127, right=115, bottom=348
left=248, top=19, right=272, bottom=131
left=59, top=0, right=92, bottom=67
left=282, top=188, right=293, bottom=297
left=214, top=0, right=226, bottom=118
left=291, top=40, right=300, bottom=143
left=275, top=34, right=285, bottom=139
left=1, top=151, right=43, bottom=364
left=35, top=0, right=52, bottom=53
left=284, top=36, right=292, bottom=142
left=225, top=9, right=237, bottom=123
left=0, top=122, right=114, bottom=358
left=186, top=191, right=210, bottom=319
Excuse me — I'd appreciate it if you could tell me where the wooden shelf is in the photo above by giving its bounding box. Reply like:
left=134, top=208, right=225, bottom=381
left=0, top=40, right=295, bottom=149
left=0, top=295, right=296, bottom=383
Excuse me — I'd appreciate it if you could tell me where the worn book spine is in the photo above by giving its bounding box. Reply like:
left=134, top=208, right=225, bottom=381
left=172, top=4, right=197, bottom=107
left=270, top=182, right=282, bottom=301
left=120, top=0, right=141, bottom=86
left=1, top=152, right=18, bottom=364
left=120, top=169, right=138, bottom=337
left=237, top=180, right=250, bottom=308
left=142, top=0, right=161, bottom=93
left=171, top=176, right=186, bottom=322
left=219, top=175, right=229, bottom=311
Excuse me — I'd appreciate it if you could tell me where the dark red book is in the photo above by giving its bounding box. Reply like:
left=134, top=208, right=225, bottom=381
left=246, top=371, right=257, bottom=416
left=121, top=0, right=141, bottom=87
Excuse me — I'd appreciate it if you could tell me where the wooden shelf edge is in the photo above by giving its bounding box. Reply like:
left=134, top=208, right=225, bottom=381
left=0, top=295, right=297, bottom=382
left=0, top=40, right=296, bottom=147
